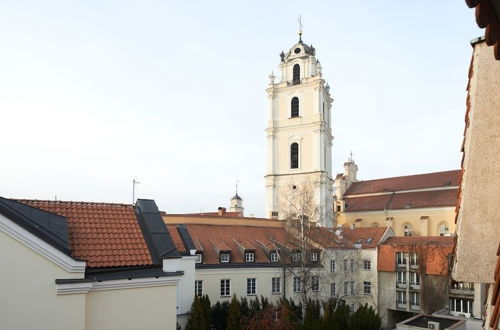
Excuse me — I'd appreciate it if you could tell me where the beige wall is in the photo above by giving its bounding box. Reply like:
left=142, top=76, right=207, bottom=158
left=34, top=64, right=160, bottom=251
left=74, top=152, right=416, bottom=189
left=337, top=207, right=456, bottom=237
left=86, top=285, right=177, bottom=330
left=0, top=230, right=86, bottom=330
left=454, top=40, right=500, bottom=284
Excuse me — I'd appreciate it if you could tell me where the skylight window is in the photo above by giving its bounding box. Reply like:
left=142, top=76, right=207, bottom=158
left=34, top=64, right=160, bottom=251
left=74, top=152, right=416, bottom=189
left=366, top=238, right=373, bottom=243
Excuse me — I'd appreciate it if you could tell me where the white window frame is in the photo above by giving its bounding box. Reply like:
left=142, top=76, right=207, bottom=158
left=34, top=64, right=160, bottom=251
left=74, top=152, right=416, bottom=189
left=195, top=254, right=202, bottom=263
left=397, top=290, right=407, bottom=304
left=350, top=281, right=355, bottom=295
left=344, top=281, right=349, bottom=296
left=310, top=252, right=318, bottom=262
left=363, top=260, right=371, bottom=270
left=245, top=252, right=255, bottom=263
left=270, top=252, right=279, bottom=262
left=397, top=271, right=407, bottom=284
left=410, top=252, right=418, bottom=266
left=363, top=281, right=371, bottom=294
left=220, top=279, right=231, bottom=297
left=410, top=271, right=420, bottom=285
left=330, top=282, right=336, bottom=296
left=292, top=252, right=300, bottom=262
left=396, top=252, right=406, bottom=265
left=195, top=280, right=203, bottom=296
left=247, top=278, right=256, bottom=295
left=330, top=260, right=336, bottom=273
left=220, top=253, right=230, bottom=263
left=293, top=277, right=302, bottom=293
left=311, top=276, right=320, bottom=292
left=272, top=277, right=281, bottom=294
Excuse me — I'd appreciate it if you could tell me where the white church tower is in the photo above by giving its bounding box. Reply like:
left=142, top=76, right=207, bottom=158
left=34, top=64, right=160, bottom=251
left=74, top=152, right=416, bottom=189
left=265, top=29, right=334, bottom=227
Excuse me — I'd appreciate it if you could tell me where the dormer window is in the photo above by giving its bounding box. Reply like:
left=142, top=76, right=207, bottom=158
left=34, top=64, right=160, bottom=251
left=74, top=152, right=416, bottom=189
left=245, top=252, right=255, bottom=263
left=310, top=252, right=318, bottom=262
left=293, top=64, right=300, bottom=85
left=220, top=253, right=230, bottom=263
left=292, top=252, right=301, bottom=262
left=291, top=97, right=299, bottom=117
left=270, top=251, right=279, bottom=262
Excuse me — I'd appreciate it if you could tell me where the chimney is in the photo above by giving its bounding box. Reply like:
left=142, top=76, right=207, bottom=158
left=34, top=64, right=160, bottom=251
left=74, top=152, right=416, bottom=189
left=218, top=207, right=226, bottom=216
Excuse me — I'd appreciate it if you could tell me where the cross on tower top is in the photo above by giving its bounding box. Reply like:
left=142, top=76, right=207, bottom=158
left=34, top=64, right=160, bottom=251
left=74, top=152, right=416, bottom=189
left=297, top=15, right=303, bottom=42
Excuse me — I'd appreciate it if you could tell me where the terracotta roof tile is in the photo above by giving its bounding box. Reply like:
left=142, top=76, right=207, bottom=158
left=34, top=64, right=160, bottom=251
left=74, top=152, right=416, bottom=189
left=16, top=200, right=152, bottom=268
left=383, top=236, right=455, bottom=246
left=340, top=227, right=389, bottom=248
left=343, top=189, right=458, bottom=212
left=345, top=170, right=460, bottom=195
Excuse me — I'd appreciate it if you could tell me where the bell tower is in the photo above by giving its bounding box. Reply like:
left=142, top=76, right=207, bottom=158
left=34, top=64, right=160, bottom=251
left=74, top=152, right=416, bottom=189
left=265, top=31, right=334, bottom=226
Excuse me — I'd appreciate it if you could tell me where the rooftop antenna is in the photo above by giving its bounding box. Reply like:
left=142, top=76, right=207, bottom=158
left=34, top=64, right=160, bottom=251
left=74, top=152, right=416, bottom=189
left=132, top=178, right=141, bottom=205
left=297, top=15, right=303, bottom=43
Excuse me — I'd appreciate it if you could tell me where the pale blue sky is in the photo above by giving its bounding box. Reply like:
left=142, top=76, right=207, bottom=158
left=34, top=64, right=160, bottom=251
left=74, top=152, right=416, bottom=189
left=0, top=1, right=481, bottom=217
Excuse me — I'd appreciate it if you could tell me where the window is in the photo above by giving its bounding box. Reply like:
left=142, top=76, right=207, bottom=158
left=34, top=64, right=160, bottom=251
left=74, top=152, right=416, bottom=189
left=397, top=291, right=407, bottom=304
left=363, top=281, right=371, bottom=294
left=270, top=252, right=279, bottom=262
left=245, top=252, right=255, bottom=263
left=397, top=271, right=407, bottom=284
left=363, top=260, right=371, bottom=270
left=247, top=278, right=256, bottom=295
left=272, top=277, right=281, bottom=294
left=291, top=97, right=299, bottom=117
left=331, top=283, right=336, bottom=296
left=292, top=252, right=300, bottom=262
left=290, top=143, right=299, bottom=169
left=194, top=254, right=202, bottom=263
left=344, top=282, right=349, bottom=296
left=410, top=272, right=420, bottom=285
left=349, top=259, right=355, bottom=272
left=350, top=281, right=355, bottom=295
left=410, top=252, right=418, bottom=266
left=404, top=224, right=412, bottom=236
left=396, top=252, right=406, bottom=265
left=195, top=280, right=203, bottom=296
left=439, top=223, right=449, bottom=236
left=293, top=64, right=300, bottom=84
left=330, top=260, right=336, bottom=273
left=220, top=253, right=230, bottom=263
left=311, top=276, right=320, bottom=291
left=293, top=277, right=302, bottom=293
left=220, top=279, right=230, bottom=296
left=343, top=259, right=347, bottom=271
left=310, top=252, right=318, bottom=262
left=410, top=292, right=420, bottom=306
left=450, top=298, right=473, bottom=314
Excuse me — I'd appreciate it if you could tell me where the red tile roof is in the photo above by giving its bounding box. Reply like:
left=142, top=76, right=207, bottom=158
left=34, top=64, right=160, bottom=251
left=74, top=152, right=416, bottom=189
left=345, top=170, right=460, bottom=195
left=466, top=0, right=500, bottom=60
left=17, top=200, right=152, bottom=268
left=343, top=189, right=458, bottom=212
left=382, top=236, right=456, bottom=246
left=340, top=227, right=389, bottom=248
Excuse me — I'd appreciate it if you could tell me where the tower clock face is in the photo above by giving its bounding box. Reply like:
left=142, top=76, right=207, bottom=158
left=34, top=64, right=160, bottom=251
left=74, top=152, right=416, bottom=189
left=294, top=48, right=301, bottom=54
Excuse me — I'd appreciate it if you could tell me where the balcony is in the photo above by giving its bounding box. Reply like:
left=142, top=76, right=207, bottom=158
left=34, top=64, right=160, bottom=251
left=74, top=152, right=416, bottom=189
left=409, top=282, right=420, bottom=290
left=449, top=287, right=474, bottom=297
left=409, top=263, right=419, bottom=270
left=397, top=262, right=407, bottom=269
left=396, top=281, right=407, bottom=289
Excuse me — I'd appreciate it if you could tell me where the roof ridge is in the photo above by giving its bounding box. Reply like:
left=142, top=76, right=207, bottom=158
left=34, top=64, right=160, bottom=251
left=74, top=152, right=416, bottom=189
left=351, top=169, right=461, bottom=184
left=14, top=199, right=133, bottom=207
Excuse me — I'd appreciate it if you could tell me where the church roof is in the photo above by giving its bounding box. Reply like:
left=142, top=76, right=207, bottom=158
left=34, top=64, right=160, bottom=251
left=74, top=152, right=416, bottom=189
left=231, top=193, right=242, bottom=201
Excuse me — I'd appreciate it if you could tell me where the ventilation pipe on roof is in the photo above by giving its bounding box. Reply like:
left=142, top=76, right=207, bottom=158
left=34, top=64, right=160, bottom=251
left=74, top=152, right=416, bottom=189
left=218, top=207, right=226, bottom=216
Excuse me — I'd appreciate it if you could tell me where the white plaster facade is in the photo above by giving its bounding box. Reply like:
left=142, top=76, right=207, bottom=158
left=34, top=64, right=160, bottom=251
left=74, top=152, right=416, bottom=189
left=265, top=39, right=334, bottom=227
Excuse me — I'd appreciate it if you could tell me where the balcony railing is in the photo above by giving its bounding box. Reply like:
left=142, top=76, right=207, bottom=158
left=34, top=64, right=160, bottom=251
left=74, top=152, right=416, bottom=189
left=396, top=281, right=407, bottom=289
left=409, top=282, right=420, bottom=290
left=449, top=288, right=474, bottom=296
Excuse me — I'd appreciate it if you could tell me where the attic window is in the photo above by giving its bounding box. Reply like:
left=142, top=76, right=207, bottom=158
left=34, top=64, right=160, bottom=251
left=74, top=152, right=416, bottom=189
left=356, top=239, right=363, bottom=244
left=366, top=238, right=373, bottom=243
left=270, top=252, right=279, bottom=262
left=220, top=253, right=230, bottom=263
left=310, top=252, right=319, bottom=262
left=292, top=252, right=301, bottom=262
left=245, top=252, right=255, bottom=263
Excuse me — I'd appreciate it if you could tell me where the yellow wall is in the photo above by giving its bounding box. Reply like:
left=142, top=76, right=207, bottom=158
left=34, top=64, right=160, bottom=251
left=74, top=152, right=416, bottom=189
left=336, top=207, right=456, bottom=237
left=0, top=230, right=86, bottom=330
left=86, top=285, right=177, bottom=330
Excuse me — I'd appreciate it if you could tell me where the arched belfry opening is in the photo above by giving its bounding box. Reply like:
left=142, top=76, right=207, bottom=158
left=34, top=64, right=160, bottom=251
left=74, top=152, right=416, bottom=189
left=293, top=64, right=300, bottom=85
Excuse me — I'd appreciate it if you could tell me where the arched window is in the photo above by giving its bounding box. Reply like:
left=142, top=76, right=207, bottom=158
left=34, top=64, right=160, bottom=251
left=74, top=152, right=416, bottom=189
left=293, top=64, right=300, bottom=85
left=439, top=223, right=449, bottom=236
left=404, top=224, right=413, bottom=237
left=291, top=97, right=299, bottom=117
left=290, top=143, right=299, bottom=169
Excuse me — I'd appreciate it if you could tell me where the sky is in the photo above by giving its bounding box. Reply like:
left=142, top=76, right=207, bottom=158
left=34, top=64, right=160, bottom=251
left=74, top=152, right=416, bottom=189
left=0, top=1, right=482, bottom=217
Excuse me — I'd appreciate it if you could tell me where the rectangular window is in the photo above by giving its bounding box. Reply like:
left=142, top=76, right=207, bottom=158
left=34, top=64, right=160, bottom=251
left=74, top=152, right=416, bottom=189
left=410, top=272, right=420, bottom=285
left=350, top=259, right=355, bottom=272
left=194, top=254, right=202, bottom=263
left=343, top=259, right=348, bottom=272
left=220, top=253, right=230, bottom=263
left=311, top=276, right=319, bottom=291
left=396, top=252, right=406, bottom=265
left=363, top=281, right=371, bottom=294
left=195, top=280, right=203, bottom=296
left=397, top=271, right=407, bottom=284
left=293, top=277, right=302, bottom=293
left=344, top=281, right=349, bottom=296
left=363, top=260, right=371, bottom=270
left=270, top=252, right=279, bottom=262
left=410, top=292, right=420, bottom=306
left=450, top=298, right=473, bottom=314
left=220, top=279, right=230, bottom=297
left=397, top=291, right=407, bottom=304
left=330, top=260, right=336, bottom=273
left=410, top=252, right=418, bottom=265
left=272, top=277, right=281, bottom=294
left=292, top=252, right=300, bottom=262
left=245, top=252, right=255, bottom=263
left=331, top=283, right=336, bottom=296
left=247, top=278, right=256, bottom=295
left=310, top=252, right=318, bottom=262
left=350, top=281, right=355, bottom=295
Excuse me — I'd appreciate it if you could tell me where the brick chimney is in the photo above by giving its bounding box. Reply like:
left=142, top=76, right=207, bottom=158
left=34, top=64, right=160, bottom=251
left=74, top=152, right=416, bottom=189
left=218, top=207, right=226, bottom=216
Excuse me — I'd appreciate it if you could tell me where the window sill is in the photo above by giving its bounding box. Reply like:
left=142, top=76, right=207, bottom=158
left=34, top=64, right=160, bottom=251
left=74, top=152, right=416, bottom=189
left=289, top=116, right=302, bottom=119
left=246, top=294, right=256, bottom=296
left=220, top=295, right=231, bottom=298
left=272, top=292, right=282, bottom=295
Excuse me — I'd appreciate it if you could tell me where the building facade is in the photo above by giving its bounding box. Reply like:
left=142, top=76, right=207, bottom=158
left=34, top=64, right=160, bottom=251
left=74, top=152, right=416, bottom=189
left=265, top=34, right=334, bottom=226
